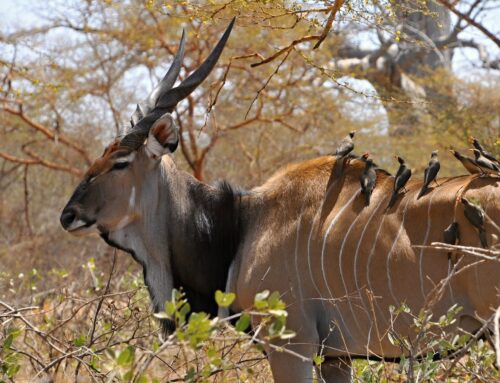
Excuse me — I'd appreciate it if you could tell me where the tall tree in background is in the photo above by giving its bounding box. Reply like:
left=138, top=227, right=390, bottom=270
left=0, top=0, right=498, bottom=245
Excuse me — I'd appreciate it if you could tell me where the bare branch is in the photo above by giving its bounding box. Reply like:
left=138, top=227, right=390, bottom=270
left=437, top=0, right=500, bottom=48
left=313, top=0, right=345, bottom=50
left=251, top=35, right=320, bottom=68
left=1, top=103, right=91, bottom=165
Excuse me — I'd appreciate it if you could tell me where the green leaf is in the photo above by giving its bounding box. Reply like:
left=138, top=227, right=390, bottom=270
left=210, top=357, right=222, bottom=367
left=178, top=302, right=191, bottom=325
left=3, top=334, right=14, bottom=350
left=268, top=291, right=283, bottom=309
left=254, top=290, right=270, bottom=302
left=235, top=313, right=251, bottom=332
left=6, top=363, right=20, bottom=379
left=73, top=335, right=86, bottom=347
left=164, top=301, right=176, bottom=317
left=123, top=370, right=134, bottom=381
left=117, top=346, right=135, bottom=366
left=136, top=375, right=148, bottom=383
left=268, top=316, right=285, bottom=337
left=215, top=290, right=235, bottom=308
left=313, top=353, right=325, bottom=366
left=268, top=309, right=288, bottom=317
left=152, top=338, right=160, bottom=352
left=186, top=312, right=212, bottom=348
left=254, top=300, right=268, bottom=310
left=90, top=356, right=100, bottom=371
left=185, top=367, right=196, bottom=382
left=172, top=288, right=182, bottom=301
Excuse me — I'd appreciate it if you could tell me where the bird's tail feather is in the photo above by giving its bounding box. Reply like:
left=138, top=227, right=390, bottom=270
left=479, top=229, right=488, bottom=248
left=417, top=185, right=427, bottom=199
left=364, top=191, right=371, bottom=206
left=387, top=191, right=398, bottom=209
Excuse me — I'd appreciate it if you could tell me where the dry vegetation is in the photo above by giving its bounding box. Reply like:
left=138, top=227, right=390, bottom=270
left=1, top=1, right=499, bottom=382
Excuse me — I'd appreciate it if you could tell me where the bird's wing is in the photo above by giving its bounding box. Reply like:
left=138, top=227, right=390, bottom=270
left=423, top=167, right=430, bottom=184
left=427, top=165, right=439, bottom=183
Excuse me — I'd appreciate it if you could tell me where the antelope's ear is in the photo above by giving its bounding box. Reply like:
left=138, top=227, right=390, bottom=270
left=145, top=114, right=179, bottom=158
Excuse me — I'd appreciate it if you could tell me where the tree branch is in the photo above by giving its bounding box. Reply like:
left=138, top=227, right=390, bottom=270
left=437, top=0, right=500, bottom=48
left=313, top=0, right=345, bottom=50
left=251, top=35, right=320, bottom=68
left=1, top=103, right=91, bottom=165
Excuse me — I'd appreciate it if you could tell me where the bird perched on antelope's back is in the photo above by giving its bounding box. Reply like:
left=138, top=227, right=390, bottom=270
left=449, top=149, right=481, bottom=175
left=443, top=221, right=460, bottom=263
left=417, top=150, right=440, bottom=199
left=334, top=131, right=355, bottom=158
left=461, top=198, right=488, bottom=248
left=470, top=149, right=500, bottom=176
left=387, top=156, right=412, bottom=209
left=360, top=153, right=377, bottom=206
left=470, top=137, right=499, bottom=165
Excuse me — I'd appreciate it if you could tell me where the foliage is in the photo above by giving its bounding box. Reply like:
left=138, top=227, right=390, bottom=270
left=1, top=1, right=499, bottom=382
left=1, top=263, right=499, bottom=382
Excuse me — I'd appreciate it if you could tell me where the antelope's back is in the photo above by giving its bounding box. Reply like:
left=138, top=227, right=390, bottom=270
left=237, top=156, right=499, bottom=356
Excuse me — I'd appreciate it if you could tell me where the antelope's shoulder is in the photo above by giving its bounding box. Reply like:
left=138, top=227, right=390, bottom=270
left=253, top=156, right=336, bottom=196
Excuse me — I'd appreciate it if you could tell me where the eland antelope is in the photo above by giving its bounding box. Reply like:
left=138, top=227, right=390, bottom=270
left=60, top=20, right=500, bottom=383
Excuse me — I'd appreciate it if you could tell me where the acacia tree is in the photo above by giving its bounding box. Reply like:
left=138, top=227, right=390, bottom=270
left=0, top=0, right=498, bottom=244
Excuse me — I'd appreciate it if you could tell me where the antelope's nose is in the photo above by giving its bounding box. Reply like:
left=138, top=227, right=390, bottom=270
left=60, top=208, right=76, bottom=230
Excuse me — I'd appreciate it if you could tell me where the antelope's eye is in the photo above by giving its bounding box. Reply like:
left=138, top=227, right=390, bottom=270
left=111, top=161, right=129, bottom=171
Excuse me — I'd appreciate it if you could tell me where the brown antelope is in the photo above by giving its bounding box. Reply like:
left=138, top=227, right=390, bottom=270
left=60, top=20, right=500, bottom=382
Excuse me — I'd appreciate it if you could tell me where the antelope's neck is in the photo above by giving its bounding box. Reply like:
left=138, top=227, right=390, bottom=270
left=102, top=164, right=245, bottom=317
left=168, top=173, right=244, bottom=316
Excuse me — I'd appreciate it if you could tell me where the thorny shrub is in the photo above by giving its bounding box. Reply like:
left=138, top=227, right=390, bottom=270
left=1, top=251, right=499, bottom=382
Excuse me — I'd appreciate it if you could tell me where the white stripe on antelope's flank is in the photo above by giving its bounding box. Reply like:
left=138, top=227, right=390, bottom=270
left=345, top=179, right=391, bottom=333
left=337, top=199, right=366, bottom=335
left=293, top=213, right=306, bottom=316
left=418, top=188, right=438, bottom=300
left=320, top=188, right=361, bottom=340
left=365, top=188, right=415, bottom=322
left=447, top=260, right=455, bottom=302
left=307, top=178, right=340, bottom=299
left=353, top=183, right=390, bottom=300
left=365, top=211, right=389, bottom=321
left=386, top=195, right=412, bottom=306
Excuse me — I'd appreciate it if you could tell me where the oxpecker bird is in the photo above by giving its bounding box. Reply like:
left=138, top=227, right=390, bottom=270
left=387, top=156, right=412, bottom=209
left=461, top=198, right=488, bottom=248
left=335, top=131, right=355, bottom=158
left=417, top=150, right=440, bottom=199
left=449, top=149, right=481, bottom=175
left=470, top=137, right=499, bottom=164
left=360, top=154, right=377, bottom=206
left=443, top=222, right=460, bottom=263
left=470, top=149, right=500, bottom=176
